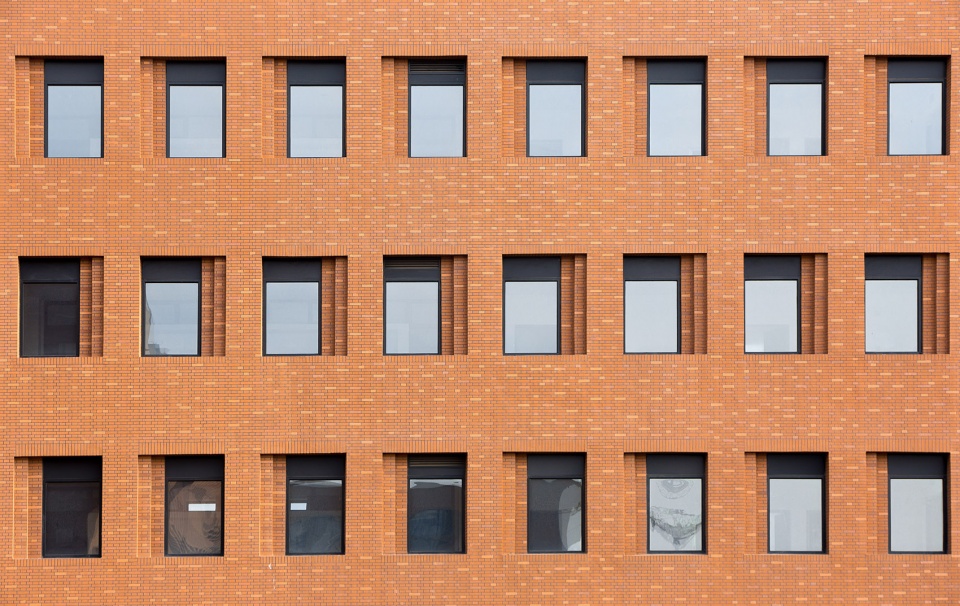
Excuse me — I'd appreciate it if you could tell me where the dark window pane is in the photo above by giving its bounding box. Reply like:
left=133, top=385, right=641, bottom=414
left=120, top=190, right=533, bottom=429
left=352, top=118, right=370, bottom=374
left=289, top=86, right=343, bottom=157
left=745, top=280, right=798, bottom=353
left=890, top=478, right=943, bottom=552
left=528, top=85, right=582, bottom=156
left=410, top=86, right=464, bottom=157
left=528, top=478, right=583, bottom=552
left=166, top=479, right=223, bottom=556
left=385, top=282, right=439, bottom=354
left=769, top=478, right=822, bottom=552
left=144, top=282, right=199, bottom=356
left=47, top=85, right=102, bottom=158
left=265, top=282, right=320, bottom=355
left=21, top=282, right=79, bottom=357
left=625, top=280, right=678, bottom=353
left=287, top=479, right=344, bottom=554
left=769, top=83, right=822, bottom=155
left=649, top=84, right=702, bottom=156
left=43, top=482, right=101, bottom=557
left=889, top=82, right=943, bottom=155
left=408, top=478, right=464, bottom=553
left=865, top=280, right=918, bottom=352
left=169, top=86, right=223, bottom=157
left=504, top=281, right=558, bottom=354
left=648, top=477, right=703, bottom=551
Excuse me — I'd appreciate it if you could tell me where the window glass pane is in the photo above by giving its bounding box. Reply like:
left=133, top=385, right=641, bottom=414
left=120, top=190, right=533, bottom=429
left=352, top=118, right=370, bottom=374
left=408, top=478, right=464, bottom=553
left=865, top=280, right=918, bottom=352
left=745, top=280, right=798, bottom=353
left=889, top=82, right=943, bottom=155
left=649, top=84, right=702, bottom=156
left=890, top=478, right=943, bottom=552
left=166, top=479, right=223, bottom=556
left=769, top=83, right=822, bottom=155
left=504, top=281, right=558, bottom=354
left=144, top=282, right=199, bottom=355
left=649, top=477, right=703, bottom=551
left=410, top=86, right=464, bottom=157
left=289, top=86, right=343, bottom=157
left=385, top=282, right=439, bottom=354
left=265, top=282, right=320, bottom=355
left=287, top=479, right=343, bottom=554
left=625, top=280, right=678, bottom=353
left=528, top=85, right=582, bottom=156
left=47, top=86, right=101, bottom=158
left=769, top=478, right=822, bottom=552
left=169, top=86, right=224, bottom=157
left=528, top=478, right=583, bottom=552
left=21, top=282, right=79, bottom=357
left=44, top=482, right=101, bottom=557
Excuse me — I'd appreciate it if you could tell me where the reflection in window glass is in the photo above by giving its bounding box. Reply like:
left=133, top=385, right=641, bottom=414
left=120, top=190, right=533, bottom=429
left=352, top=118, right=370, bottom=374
left=890, top=478, right=943, bottom=552
left=769, top=84, right=822, bottom=155
left=47, top=86, right=102, bottom=158
left=889, top=82, right=943, bottom=155
left=43, top=458, right=101, bottom=558
left=410, top=86, right=464, bottom=157
left=528, top=478, right=583, bottom=552
left=21, top=260, right=81, bottom=357
left=649, top=478, right=703, bottom=552
left=169, top=86, right=224, bottom=158
left=769, top=478, right=822, bottom=552
left=504, top=281, right=558, bottom=354
left=288, top=479, right=343, bottom=554
left=745, top=280, right=798, bottom=353
left=528, top=85, right=582, bottom=157
left=386, top=282, right=439, bottom=354
left=649, top=85, right=702, bottom=156
left=865, top=280, right=918, bottom=353
left=290, top=87, right=343, bottom=157
left=166, top=479, right=223, bottom=556
left=144, top=283, right=199, bottom=356
left=625, top=281, right=678, bottom=353
left=266, top=282, right=320, bottom=355
left=408, top=478, right=464, bottom=553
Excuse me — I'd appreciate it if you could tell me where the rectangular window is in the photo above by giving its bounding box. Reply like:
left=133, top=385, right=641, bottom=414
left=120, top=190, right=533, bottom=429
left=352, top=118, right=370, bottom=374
left=527, top=454, right=584, bottom=553
left=527, top=61, right=585, bottom=157
left=744, top=255, right=800, bottom=353
left=888, top=454, right=947, bottom=553
left=286, top=455, right=345, bottom=555
left=165, top=455, right=223, bottom=556
left=767, top=454, right=826, bottom=553
left=167, top=61, right=226, bottom=158
left=865, top=255, right=921, bottom=353
left=43, top=457, right=101, bottom=558
left=647, top=454, right=705, bottom=553
left=767, top=59, right=825, bottom=156
left=408, top=455, right=465, bottom=553
left=385, top=258, right=440, bottom=355
left=142, top=259, right=201, bottom=356
left=888, top=59, right=946, bottom=155
left=288, top=60, right=345, bottom=158
left=20, top=258, right=80, bottom=357
left=409, top=60, right=466, bottom=158
left=263, top=259, right=321, bottom=355
left=503, top=257, right=560, bottom=354
left=624, top=256, right=680, bottom=353
left=45, top=60, right=103, bottom=158
left=648, top=60, right=705, bottom=156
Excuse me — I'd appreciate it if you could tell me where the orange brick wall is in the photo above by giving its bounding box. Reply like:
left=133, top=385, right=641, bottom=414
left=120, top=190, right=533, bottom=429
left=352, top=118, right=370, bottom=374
left=1, top=1, right=959, bottom=604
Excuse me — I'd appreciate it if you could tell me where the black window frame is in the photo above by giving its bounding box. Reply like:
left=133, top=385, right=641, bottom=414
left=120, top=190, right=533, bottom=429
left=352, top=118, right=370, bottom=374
left=887, top=58, right=948, bottom=156
left=744, top=255, right=802, bottom=354
left=888, top=453, right=949, bottom=554
left=19, top=258, right=81, bottom=358
left=141, top=258, right=202, bottom=357
left=286, top=454, right=346, bottom=556
left=766, top=59, right=826, bottom=157
left=525, top=60, right=586, bottom=158
left=503, top=256, right=562, bottom=355
left=766, top=453, right=827, bottom=554
left=165, top=60, right=227, bottom=158
left=408, top=59, right=467, bottom=158
left=647, top=59, right=706, bottom=157
left=527, top=454, right=586, bottom=553
left=164, top=455, right=225, bottom=557
left=263, top=258, right=322, bottom=356
left=286, top=59, right=346, bottom=158
left=42, top=456, right=102, bottom=558
left=383, top=257, right=442, bottom=355
left=865, top=255, right=923, bottom=354
left=624, top=256, right=681, bottom=354
left=646, top=454, right=706, bottom=554
left=407, top=454, right=466, bottom=554
left=44, top=59, right=104, bottom=159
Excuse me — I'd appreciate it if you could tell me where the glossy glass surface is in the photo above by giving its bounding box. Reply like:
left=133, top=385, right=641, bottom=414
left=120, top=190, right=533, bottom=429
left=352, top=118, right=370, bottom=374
left=144, top=282, right=199, bottom=356
left=889, top=82, right=943, bottom=155
left=890, top=478, right=943, bottom=552
left=169, top=86, right=224, bottom=157
left=745, top=280, right=798, bottom=353
left=289, top=86, right=344, bottom=157
left=649, top=478, right=703, bottom=552
left=769, top=478, right=822, bottom=552
left=528, top=478, right=583, bottom=552
left=504, top=281, right=558, bottom=354
left=47, top=85, right=102, bottom=157
left=287, top=479, right=344, bottom=554
left=865, top=280, right=918, bottom=353
left=649, top=84, right=702, bottom=156
left=410, top=86, right=464, bottom=157
left=408, top=478, right=464, bottom=553
left=43, top=482, right=101, bottom=557
left=625, top=280, right=678, bottom=353
left=769, top=83, right=822, bottom=155
left=265, top=282, right=320, bottom=355
left=21, top=282, right=79, bottom=357
left=528, top=85, right=582, bottom=156
left=385, top=282, right=439, bottom=354
left=165, top=480, right=223, bottom=556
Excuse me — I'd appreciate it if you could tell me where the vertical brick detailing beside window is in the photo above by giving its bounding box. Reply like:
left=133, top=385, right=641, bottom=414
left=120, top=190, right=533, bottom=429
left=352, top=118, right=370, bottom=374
left=501, top=59, right=527, bottom=156
left=261, top=58, right=286, bottom=159
left=680, top=254, right=708, bottom=354
left=623, top=58, right=640, bottom=157
left=394, top=59, right=409, bottom=157
left=14, top=57, right=36, bottom=158
left=381, top=58, right=396, bottom=157
left=559, top=254, right=587, bottom=355
left=79, top=257, right=104, bottom=357
left=873, top=453, right=889, bottom=554
left=12, top=458, right=42, bottom=559
left=380, top=454, right=406, bottom=554
left=515, top=455, right=528, bottom=553
left=744, top=58, right=767, bottom=157
left=631, top=454, right=646, bottom=553
left=136, top=455, right=165, bottom=558
left=439, top=255, right=468, bottom=355
left=868, top=57, right=888, bottom=156
left=754, top=453, right=768, bottom=553
left=320, top=257, right=348, bottom=356
left=800, top=254, right=828, bottom=355
left=922, top=253, right=949, bottom=354
left=28, top=58, right=44, bottom=158
left=944, top=66, right=952, bottom=153
left=200, top=257, right=227, bottom=357
left=151, top=59, right=167, bottom=159
left=257, top=455, right=286, bottom=556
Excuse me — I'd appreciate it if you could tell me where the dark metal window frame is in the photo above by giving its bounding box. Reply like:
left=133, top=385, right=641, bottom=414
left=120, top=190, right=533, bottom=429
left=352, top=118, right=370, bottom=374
left=286, top=59, right=346, bottom=158
left=285, top=454, right=346, bottom=556
left=766, top=58, right=827, bottom=157
left=408, top=59, right=467, bottom=158
left=887, top=58, right=948, bottom=156
left=646, top=59, right=706, bottom=157
left=865, top=254, right=922, bottom=354
left=525, top=60, right=587, bottom=158
left=44, top=59, right=104, bottom=159
left=646, top=453, right=706, bottom=554
left=407, top=454, right=467, bottom=554
left=165, top=60, right=227, bottom=158
left=744, top=255, right=802, bottom=354
left=42, top=457, right=102, bottom=558
left=19, top=257, right=81, bottom=358
left=766, top=453, right=827, bottom=554
left=502, top=256, right=562, bottom=355
left=383, top=257, right=442, bottom=355
left=164, top=455, right=225, bottom=557
left=527, top=454, right=586, bottom=554
left=262, top=258, right=322, bottom=356
left=141, top=258, right=202, bottom=357
left=624, top=256, right=681, bottom=354
left=887, top=453, right=949, bottom=554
